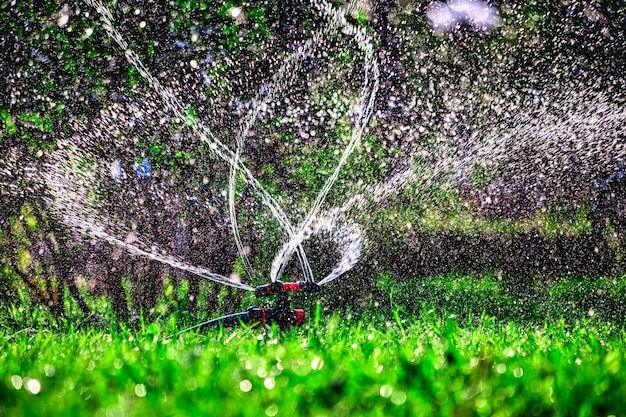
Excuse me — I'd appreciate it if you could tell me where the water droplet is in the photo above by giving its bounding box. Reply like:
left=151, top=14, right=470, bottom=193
left=26, top=378, right=41, bottom=394
left=239, top=379, right=252, bottom=392
left=311, top=356, right=324, bottom=370
left=57, top=14, right=69, bottom=28
left=229, top=7, right=242, bottom=19
left=11, top=375, right=23, bottom=390
left=391, top=390, right=407, bottom=405
left=44, top=365, right=56, bottom=377
left=495, top=363, right=506, bottom=374
left=474, top=395, right=487, bottom=409
left=134, top=383, right=147, bottom=397
left=263, top=378, right=275, bottom=389
left=265, top=404, right=278, bottom=417
left=380, top=385, right=393, bottom=398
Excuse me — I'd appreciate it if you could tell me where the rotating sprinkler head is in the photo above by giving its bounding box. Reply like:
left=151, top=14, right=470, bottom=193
left=251, top=281, right=321, bottom=330
left=174, top=280, right=321, bottom=336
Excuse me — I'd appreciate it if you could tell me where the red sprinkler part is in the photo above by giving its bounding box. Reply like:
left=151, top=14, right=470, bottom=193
left=293, top=309, right=306, bottom=327
left=282, top=282, right=301, bottom=292
left=255, top=281, right=321, bottom=298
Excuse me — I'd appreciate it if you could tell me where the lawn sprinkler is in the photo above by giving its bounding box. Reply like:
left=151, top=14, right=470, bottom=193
left=175, top=281, right=321, bottom=335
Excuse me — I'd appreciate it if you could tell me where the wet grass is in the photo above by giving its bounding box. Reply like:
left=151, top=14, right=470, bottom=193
left=2, top=275, right=626, bottom=416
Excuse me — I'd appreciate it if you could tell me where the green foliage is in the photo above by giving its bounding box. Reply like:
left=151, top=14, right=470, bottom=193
left=19, top=112, right=52, bottom=134
left=134, top=135, right=192, bottom=171
left=177, top=0, right=209, bottom=12
left=289, top=147, right=338, bottom=192
left=257, top=164, right=281, bottom=195
left=128, top=67, right=142, bottom=88
left=1, top=109, right=17, bottom=135
left=351, top=9, right=369, bottom=26
left=470, top=163, right=489, bottom=190
left=186, top=106, right=197, bottom=123
left=213, top=1, right=270, bottom=50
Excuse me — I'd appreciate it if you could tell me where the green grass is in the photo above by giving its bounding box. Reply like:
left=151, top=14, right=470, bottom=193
left=2, top=275, right=626, bottom=416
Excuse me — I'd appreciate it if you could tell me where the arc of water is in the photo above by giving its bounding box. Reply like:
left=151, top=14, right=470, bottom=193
left=270, top=60, right=379, bottom=282
left=86, top=0, right=381, bottom=287
left=68, top=218, right=255, bottom=291
left=227, top=157, right=254, bottom=278
left=227, top=33, right=335, bottom=282
left=270, top=166, right=416, bottom=287
left=225, top=0, right=382, bottom=283
left=270, top=167, right=419, bottom=287
left=305, top=57, right=379, bottom=222
left=227, top=0, right=382, bottom=282
left=316, top=221, right=363, bottom=286
left=84, top=0, right=319, bottom=285
left=283, top=207, right=365, bottom=287
left=86, top=0, right=299, bottom=228
left=42, top=125, right=258, bottom=292
left=271, top=0, right=380, bottom=282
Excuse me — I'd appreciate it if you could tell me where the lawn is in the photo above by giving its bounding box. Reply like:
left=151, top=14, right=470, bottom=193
left=2, top=274, right=626, bottom=417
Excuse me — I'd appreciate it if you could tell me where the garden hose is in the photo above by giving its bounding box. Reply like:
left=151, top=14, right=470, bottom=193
left=194, top=306, right=306, bottom=331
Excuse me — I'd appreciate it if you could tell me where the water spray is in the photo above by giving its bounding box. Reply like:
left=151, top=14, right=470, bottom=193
left=37, top=0, right=408, bottom=334
left=72, top=0, right=380, bottom=293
